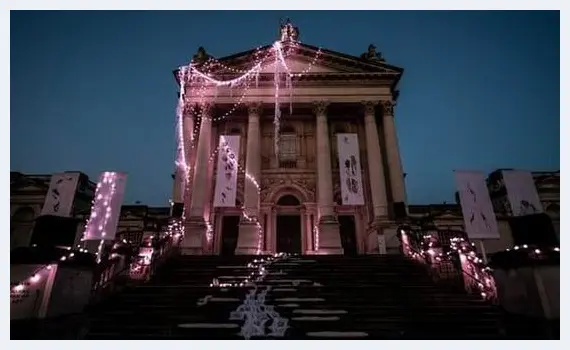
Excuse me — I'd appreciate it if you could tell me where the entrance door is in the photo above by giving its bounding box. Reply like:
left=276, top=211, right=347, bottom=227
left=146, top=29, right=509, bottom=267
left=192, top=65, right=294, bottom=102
left=221, top=216, right=240, bottom=256
left=276, top=215, right=302, bottom=254
left=338, top=215, right=358, bottom=256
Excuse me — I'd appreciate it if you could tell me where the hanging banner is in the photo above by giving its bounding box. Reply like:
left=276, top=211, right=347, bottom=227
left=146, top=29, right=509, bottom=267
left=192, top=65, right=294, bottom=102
left=83, top=172, right=128, bottom=241
left=502, top=170, right=544, bottom=217
left=455, top=171, right=500, bottom=239
left=40, top=173, right=81, bottom=217
left=337, top=133, right=365, bottom=205
left=213, top=135, right=240, bottom=207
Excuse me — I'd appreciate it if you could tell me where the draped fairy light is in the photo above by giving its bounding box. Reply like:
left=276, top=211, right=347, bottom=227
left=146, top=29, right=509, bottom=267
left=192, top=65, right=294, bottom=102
left=174, top=27, right=322, bottom=254
left=399, top=227, right=561, bottom=302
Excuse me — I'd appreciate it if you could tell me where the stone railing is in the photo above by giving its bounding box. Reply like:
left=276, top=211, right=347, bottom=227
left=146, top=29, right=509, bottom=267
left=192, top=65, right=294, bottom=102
left=397, top=226, right=498, bottom=303
left=10, top=218, right=184, bottom=339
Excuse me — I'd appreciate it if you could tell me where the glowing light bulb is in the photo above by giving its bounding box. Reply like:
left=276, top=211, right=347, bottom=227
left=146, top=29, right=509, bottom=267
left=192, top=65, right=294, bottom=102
left=30, top=274, right=40, bottom=283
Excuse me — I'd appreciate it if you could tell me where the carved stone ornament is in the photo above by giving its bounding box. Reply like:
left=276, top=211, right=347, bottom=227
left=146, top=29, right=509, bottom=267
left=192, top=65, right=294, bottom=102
left=279, top=19, right=300, bottom=42
left=312, top=101, right=329, bottom=116
left=183, top=102, right=194, bottom=117
left=192, top=46, right=212, bottom=64
left=199, top=102, right=214, bottom=117
left=361, top=101, right=378, bottom=115
left=248, top=102, right=263, bottom=116
left=380, top=100, right=396, bottom=116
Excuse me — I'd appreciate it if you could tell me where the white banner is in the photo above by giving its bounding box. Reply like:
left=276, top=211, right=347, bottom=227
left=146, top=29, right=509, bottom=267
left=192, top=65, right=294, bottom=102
left=83, top=172, right=128, bottom=241
left=455, top=171, right=500, bottom=239
left=502, top=170, right=543, bottom=217
left=213, top=135, right=240, bottom=207
left=40, top=173, right=80, bottom=217
left=337, top=133, right=365, bottom=205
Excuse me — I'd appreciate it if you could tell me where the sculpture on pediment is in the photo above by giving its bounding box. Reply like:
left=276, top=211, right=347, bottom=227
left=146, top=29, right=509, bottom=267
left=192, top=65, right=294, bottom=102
left=192, top=46, right=212, bottom=64
left=279, top=18, right=300, bottom=42
left=360, top=44, right=385, bottom=61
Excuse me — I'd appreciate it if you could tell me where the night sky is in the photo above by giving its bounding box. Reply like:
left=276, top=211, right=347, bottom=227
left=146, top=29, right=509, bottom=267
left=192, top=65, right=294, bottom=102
left=10, top=11, right=560, bottom=206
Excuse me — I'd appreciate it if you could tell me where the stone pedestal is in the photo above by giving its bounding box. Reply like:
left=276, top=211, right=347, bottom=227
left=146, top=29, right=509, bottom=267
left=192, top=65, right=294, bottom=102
left=181, top=218, right=206, bottom=255
left=236, top=221, right=260, bottom=255
left=316, top=216, right=343, bottom=255
left=366, top=220, right=400, bottom=255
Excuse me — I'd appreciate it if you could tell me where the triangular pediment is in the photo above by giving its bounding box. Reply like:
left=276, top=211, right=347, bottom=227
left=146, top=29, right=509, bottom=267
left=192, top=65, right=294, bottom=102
left=176, top=42, right=404, bottom=83
left=218, top=43, right=403, bottom=75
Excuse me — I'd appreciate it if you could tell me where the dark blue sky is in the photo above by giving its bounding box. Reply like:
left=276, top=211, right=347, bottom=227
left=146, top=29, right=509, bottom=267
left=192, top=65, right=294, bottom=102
left=11, top=11, right=560, bottom=206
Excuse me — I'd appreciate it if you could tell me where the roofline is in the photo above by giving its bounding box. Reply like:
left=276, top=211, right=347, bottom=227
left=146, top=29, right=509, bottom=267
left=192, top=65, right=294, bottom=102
left=173, top=41, right=404, bottom=89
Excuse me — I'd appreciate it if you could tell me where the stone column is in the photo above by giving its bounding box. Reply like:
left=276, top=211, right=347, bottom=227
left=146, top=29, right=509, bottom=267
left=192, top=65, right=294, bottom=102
left=381, top=100, right=407, bottom=206
left=363, top=101, right=389, bottom=219
left=314, top=101, right=343, bottom=254
left=271, top=207, right=277, bottom=253
left=362, top=101, right=397, bottom=254
left=172, top=105, right=194, bottom=208
left=182, top=103, right=213, bottom=255
left=304, top=209, right=313, bottom=254
left=237, top=103, right=263, bottom=255
left=182, top=106, right=196, bottom=207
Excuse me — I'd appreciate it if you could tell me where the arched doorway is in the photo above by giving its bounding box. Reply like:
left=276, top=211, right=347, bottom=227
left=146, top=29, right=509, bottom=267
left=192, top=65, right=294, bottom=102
left=275, top=194, right=302, bottom=254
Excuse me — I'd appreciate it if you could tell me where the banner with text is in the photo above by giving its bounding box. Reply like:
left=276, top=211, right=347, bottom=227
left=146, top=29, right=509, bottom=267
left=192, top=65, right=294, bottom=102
left=455, top=171, right=500, bottom=240
left=337, top=133, right=365, bottom=205
left=83, top=172, right=128, bottom=241
left=40, top=172, right=81, bottom=217
left=213, top=135, right=240, bottom=207
left=502, top=170, right=544, bottom=217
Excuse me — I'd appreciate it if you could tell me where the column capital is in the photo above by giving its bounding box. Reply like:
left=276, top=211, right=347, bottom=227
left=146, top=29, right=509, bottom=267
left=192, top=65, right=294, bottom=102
left=200, top=102, right=214, bottom=118
left=247, top=102, right=263, bottom=117
left=312, top=101, right=330, bottom=116
left=183, top=102, right=194, bottom=118
left=380, top=100, right=396, bottom=116
left=361, top=100, right=379, bottom=115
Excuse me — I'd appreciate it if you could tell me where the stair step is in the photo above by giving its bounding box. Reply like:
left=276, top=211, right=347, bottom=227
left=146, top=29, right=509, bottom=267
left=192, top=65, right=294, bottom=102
left=84, top=255, right=504, bottom=340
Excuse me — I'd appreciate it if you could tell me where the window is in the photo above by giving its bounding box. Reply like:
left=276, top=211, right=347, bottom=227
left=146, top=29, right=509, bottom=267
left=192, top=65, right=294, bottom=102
left=279, top=134, right=297, bottom=161
left=279, top=128, right=297, bottom=168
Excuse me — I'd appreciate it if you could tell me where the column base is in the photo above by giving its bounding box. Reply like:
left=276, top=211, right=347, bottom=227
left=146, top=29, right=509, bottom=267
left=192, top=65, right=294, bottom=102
left=235, top=222, right=261, bottom=255
left=366, top=218, right=400, bottom=255
left=316, top=217, right=343, bottom=255
left=181, top=217, right=206, bottom=255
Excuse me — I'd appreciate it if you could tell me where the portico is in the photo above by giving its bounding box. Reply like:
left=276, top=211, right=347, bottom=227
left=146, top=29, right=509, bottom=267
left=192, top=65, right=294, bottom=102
left=172, top=22, right=407, bottom=256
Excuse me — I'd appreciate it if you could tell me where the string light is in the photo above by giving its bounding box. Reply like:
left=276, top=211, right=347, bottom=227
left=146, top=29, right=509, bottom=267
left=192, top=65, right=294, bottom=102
left=210, top=253, right=289, bottom=288
left=400, top=227, right=561, bottom=302
left=313, top=225, right=320, bottom=251
left=80, top=172, right=122, bottom=263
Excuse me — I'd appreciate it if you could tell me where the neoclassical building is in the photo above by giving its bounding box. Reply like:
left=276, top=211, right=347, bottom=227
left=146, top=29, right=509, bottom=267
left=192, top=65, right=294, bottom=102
left=171, top=24, right=560, bottom=257
left=173, top=25, right=409, bottom=256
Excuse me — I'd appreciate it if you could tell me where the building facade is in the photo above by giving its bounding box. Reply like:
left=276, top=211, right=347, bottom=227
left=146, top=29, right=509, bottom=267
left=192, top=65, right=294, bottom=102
left=172, top=24, right=560, bottom=257
left=173, top=25, right=415, bottom=256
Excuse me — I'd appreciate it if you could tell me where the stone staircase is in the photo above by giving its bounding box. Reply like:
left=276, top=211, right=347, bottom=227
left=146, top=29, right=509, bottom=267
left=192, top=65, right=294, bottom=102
left=84, top=254, right=505, bottom=339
